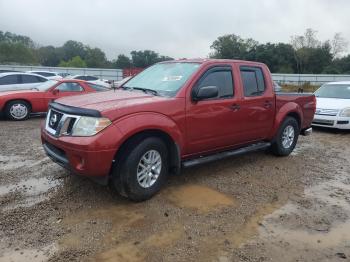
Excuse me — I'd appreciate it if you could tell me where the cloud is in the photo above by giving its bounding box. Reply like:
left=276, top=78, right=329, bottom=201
left=0, top=0, right=349, bottom=59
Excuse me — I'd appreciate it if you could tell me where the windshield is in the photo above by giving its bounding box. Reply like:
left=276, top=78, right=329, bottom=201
left=315, top=84, right=350, bottom=99
left=36, top=80, right=58, bottom=91
left=122, top=62, right=200, bottom=96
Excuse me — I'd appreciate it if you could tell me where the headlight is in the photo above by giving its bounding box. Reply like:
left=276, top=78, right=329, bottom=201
left=71, top=117, right=111, bottom=136
left=340, top=108, right=350, bottom=117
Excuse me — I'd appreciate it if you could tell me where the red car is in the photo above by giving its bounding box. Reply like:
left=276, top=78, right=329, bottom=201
left=41, top=59, right=316, bottom=201
left=0, top=79, right=109, bottom=120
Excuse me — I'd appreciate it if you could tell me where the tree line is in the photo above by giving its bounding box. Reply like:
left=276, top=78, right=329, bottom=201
left=1, top=29, right=350, bottom=74
left=0, top=31, right=173, bottom=69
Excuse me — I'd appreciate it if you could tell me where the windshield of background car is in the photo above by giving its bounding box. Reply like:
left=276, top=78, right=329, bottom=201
left=122, top=62, right=201, bottom=96
left=315, top=84, right=350, bottom=99
left=36, top=80, right=58, bottom=91
left=87, top=83, right=110, bottom=91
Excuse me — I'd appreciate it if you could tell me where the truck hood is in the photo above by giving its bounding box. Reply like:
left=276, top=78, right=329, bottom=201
left=55, top=90, right=171, bottom=118
left=316, top=97, right=350, bottom=110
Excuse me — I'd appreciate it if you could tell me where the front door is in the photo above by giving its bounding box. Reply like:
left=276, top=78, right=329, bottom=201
left=186, top=65, right=245, bottom=155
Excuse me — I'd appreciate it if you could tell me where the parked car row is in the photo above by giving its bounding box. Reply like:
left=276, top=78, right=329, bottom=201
left=0, top=72, right=48, bottom=91
left=0, top=71, right=112, bottom=92
left=0, top=79, right=110, bottom=120
left=1, top=64, right=349, bottom=132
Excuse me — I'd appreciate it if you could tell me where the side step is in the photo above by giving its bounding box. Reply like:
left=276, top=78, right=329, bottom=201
left=182, top=142, right=271, bottom=168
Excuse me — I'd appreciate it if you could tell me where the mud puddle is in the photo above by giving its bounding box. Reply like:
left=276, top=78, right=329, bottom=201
left=95, top=224, right=184, bottom=262
left=165, top=184, right=235, bottom=212
left=0, top=176, right=61, bottom=210
left=247, top=168, right=350, bottom=261
left=0, top=155, right=48, bottom=170
left=290, top=140, right=314, bottom=156
left=0, top=244, right=57, bottom=262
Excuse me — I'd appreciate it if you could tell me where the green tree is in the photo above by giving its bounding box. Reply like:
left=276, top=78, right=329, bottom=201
left=250, top=43, right=296, bottom=73
left=210, top=34, right=258, bottom=59
left=130, top=50, right=173, bottom=68
left=0, top=30, right=35, bottom=48
left=85, top=47, right=108, bottom=68
left=158, top=55, right=174, bottom=62
left=61, top=40, right=87, bottom=61
left=0, top=42, right=38, bottom=64
left=131, top=50, right=159, bottom=67
left=37, top=45, right=63, bottom=66
left=59, top=56, right=87, bottom=68
left=327, top=55, right=350, bottom=74
left=290, top=28, right=333, bottom=73
left=113, top=54, right=132, bottom=69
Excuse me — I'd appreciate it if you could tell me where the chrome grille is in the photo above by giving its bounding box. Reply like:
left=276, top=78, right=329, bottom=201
left=315, top=108, right=339, bottom=116
left=45, top=109, right=80, bottom=137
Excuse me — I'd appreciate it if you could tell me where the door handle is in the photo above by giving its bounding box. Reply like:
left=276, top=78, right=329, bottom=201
left=264, top=101, right=272, bottom=108
left=229, top=104, right=240, bottom=111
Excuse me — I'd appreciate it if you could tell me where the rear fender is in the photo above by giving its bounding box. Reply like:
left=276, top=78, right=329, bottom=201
left=269, top=102, right=303, bottom=139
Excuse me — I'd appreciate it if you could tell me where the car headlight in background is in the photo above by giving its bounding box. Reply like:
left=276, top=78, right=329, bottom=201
left=71, top=117, right=111, bottom=136
left=339, top=108, right=350, bottom=117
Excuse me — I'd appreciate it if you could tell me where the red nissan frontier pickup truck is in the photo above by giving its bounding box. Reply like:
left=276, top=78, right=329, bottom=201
left=41, top=59, right=316, bottom=201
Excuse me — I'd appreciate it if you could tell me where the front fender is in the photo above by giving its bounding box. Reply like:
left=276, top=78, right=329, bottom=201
left=269, top=102, right=303, bottom=139
left=113, top=112, right=185, bottom=151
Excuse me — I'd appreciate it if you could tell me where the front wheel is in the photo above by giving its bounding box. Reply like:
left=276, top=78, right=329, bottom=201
left=112, top=137, right=169, bottom=201
left=271, top=117, right=299, bottom=156
left=5, top=100, right=31, bottom=121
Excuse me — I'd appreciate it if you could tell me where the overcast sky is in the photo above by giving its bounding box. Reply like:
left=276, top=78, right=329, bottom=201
left=0, top=0, right=349, bottom=59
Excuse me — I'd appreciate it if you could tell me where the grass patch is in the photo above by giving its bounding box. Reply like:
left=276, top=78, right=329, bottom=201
left=280, top=82, right=320, bottom=93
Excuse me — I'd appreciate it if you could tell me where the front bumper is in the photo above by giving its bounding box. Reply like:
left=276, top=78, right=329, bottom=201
left=41, top=124, right=121, bottom=179
left=312, top=114, right=350, bottom=129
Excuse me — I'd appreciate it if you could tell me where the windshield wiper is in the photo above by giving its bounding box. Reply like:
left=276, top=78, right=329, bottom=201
left=123, top=86, right=159, bottom=96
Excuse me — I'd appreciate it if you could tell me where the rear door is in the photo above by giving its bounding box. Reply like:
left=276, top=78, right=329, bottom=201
left=186, top=65, right=246, bottom=155
left=237, top=64, right=275, bottom=141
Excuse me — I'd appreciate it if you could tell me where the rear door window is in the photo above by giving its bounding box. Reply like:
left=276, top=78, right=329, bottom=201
left=56, top=82, right=84, bottom=92
left=35, top=72, right=55, bottom=77
left=22, top=74, right=43, bottom=83
left=75, top=75, right=86, bottom=80
left=0, top=74, right=20, bottom=85
left=87, top=83, right=109, bottom=91
left=240, top=67, right=266, bottom=97
left=86, top=76, right=98, bottom=81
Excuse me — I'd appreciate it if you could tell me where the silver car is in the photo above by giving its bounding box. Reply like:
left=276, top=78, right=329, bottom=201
left=0, top=72, right=48, bottom=92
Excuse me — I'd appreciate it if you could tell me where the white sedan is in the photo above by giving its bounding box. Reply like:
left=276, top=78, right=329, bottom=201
left=27, top=71, right=63, bottom=80
left=0, top=72, right=48, bottom=92
left=312, top=81, right=350, bottom=129
left=68, top=75, right=110, bottom=88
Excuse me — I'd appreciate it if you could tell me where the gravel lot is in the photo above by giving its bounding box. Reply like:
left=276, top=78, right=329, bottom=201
left=0, top=118, right=349, bottom=262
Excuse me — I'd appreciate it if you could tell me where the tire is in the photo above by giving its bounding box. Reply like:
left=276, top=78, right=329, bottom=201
left=5, top=100, right=31, bottom=121
left=111, top=137, right=169, bottom=201
left=271, top=117, right=299, bottom=156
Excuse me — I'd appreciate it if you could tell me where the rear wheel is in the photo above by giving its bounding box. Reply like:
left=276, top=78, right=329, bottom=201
left=271, top=117, right=299, bottom=156
left=111, top=137, right=169, bottom=201
left=5, top=100, right=31, bottom=121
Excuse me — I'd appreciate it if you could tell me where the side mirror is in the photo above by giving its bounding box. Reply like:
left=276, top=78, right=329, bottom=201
left=193, top=86, right=218, bottom=101
left=52, top=89, right=59, bottom=95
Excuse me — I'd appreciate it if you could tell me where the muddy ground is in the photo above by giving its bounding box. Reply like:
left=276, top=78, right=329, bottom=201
left=0, top=118, right=349, bottom=262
